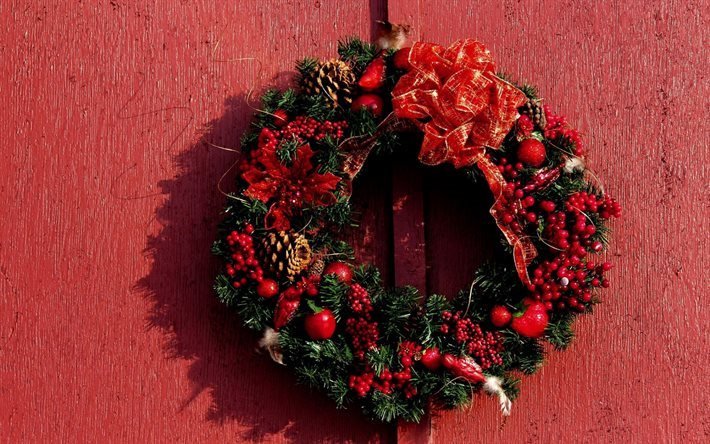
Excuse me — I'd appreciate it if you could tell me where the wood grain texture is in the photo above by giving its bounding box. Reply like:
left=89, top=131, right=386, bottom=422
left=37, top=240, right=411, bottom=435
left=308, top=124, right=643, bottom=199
left=389, top=0, right=709, bottom=442
left=0, top=0, right=707, bottom=443
left=0, top=1, right=393, bottom=443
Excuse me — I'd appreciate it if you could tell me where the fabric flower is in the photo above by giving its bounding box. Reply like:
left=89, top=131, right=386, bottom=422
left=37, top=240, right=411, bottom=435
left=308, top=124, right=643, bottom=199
left=242, top=142, right=340, bottom=230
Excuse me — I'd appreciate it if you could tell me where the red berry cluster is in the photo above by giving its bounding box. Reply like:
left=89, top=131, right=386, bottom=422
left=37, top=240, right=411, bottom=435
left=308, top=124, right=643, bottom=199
left=528, top=191, right=622, bottom=312
left=344, top=284, right=379, bottom=360
left=347, top=341, right=421, bottom=399
left=529, top=257, right=613, bottom=312
left=516, top=114, right=535, bottom=138
left=348, top=283, right=372, bottom=314
left=440, top=311, right=503, bottom=370
left=260, top=115, right=347, bottom=148
left=348, top=370, right=375, bottom=397
left=542, top=105, right=583, bottom=156
left=225, top=224, right=264, bottom=288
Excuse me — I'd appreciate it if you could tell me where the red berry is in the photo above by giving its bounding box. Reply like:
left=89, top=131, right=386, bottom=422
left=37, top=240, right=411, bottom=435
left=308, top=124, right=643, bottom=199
left=323, top=261, right=353, bottom=283
left=517, top=139, right=547, bottom=167
left=351, top=94, right=384, bottom=117
left=420, top=347, right=442, bottom=371
left=304, top=308, right=337, bottom=340
left=358, top=56, right=386, bottom=91
left=272, top=109, right=288, bottom=127
left=490, top=305, right=512, bottom=327
left=256, top=279, right=279, bottom=299
left=511, top=301, right=549, bottom=338
left=392, top=47, right=412, bottom=70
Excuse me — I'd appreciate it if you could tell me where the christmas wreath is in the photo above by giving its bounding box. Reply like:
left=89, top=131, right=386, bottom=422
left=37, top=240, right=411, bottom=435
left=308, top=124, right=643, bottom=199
left=212, top=35, right=621, bottom=423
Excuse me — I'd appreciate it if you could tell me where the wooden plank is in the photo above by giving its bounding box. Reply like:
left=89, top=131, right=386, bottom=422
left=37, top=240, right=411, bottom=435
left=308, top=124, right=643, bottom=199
left=0, top=1, right=396, bottom=443
left=390, top=0, right=709, bottom=442
left=391, top=154, right=431, bottom=444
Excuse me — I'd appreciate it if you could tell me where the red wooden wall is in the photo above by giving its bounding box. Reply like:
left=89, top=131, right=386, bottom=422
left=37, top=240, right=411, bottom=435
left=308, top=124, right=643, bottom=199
left=1, top=1, right=706, bottom=443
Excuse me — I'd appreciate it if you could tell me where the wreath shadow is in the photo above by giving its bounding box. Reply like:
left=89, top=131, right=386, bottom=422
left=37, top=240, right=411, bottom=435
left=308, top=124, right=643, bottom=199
left=135, top=91, right=394, bottom=443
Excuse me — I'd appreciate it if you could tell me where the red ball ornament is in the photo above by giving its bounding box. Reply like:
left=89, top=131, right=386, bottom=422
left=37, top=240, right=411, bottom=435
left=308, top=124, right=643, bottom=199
left=305, top=308, right=337, bottom=340
left=490, top=305, right=512, bottom=327
left=420, top=347, right=442, bottom=371
left=272, top=109, right=289, bottom=127
left=256, top=279, right=279, bottom=299
left=351, top=94, right=384, bottom=117
left=517, top=139, right=547, bottom=167
left=323, top=261, right=353, bottom=284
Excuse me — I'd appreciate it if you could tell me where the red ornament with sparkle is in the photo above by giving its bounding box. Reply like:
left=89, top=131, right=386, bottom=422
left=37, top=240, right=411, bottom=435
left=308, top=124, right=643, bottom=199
left=323, top=261, right=353, bottom=283
left=351, top=94, right=384, bottom=117
left=304, top=308, right=337, bottom=340
left=517, top=138, right=547, bottom=167
left=490, top=305, right=512, bottom=327
left=511, top=301, right=549, bottom=338
left=256, top=279, right=279, bottom=299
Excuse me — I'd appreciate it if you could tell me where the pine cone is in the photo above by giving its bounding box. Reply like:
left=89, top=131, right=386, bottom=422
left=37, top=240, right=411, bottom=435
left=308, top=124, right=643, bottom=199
left=300, top=59, right=355, bottom=108
left=520, top=100, right=547, bottom=130
left=260, top=231, right=312, bottom=280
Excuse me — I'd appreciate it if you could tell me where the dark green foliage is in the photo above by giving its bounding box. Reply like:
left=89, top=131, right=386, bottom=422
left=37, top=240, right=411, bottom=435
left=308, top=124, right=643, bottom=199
left=312, top=135, right=343, bottom=174
left=305, top=196, right=354, bottom=229
left=519, top=84, right=539, bottom=100
left=276, top=138, right=300, bottom=164
left=374, top=286, right=420, bottom=343
left=501, top=331, right=545, bottom=374
left=367, top=345, right=395, bottom=376
left=218, top=195, right=268, bottom=231
left=337, top=37, right=378, bottom=75
left=546, top=314, right=575, bottom=350
left=317, top=274, right=349, bottom=321
left=214, top=274, right=238, bottom=306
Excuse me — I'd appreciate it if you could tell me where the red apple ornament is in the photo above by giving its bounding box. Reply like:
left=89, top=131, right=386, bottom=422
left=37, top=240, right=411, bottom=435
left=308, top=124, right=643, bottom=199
left=304, top=308, right=337, bottom=340
left=358, top=56, right=386, bottom=91
left=420, top=347, right=442, bottom=370
left=511, top=300, right=549, bottom=338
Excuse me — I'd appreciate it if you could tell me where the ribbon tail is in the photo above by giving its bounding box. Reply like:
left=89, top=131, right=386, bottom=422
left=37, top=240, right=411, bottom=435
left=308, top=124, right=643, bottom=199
left=339, top=113, right=418, bottom=191
left=476, top=155, right=537, bottom=286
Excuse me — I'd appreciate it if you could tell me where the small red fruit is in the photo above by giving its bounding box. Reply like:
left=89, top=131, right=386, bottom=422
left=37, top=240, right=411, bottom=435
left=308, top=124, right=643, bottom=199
left=420, top=347, right=442, bottom=370
left=272, top=109, right=289, bottom=127
left=358, top=56, right=386, bottom=91
left=511, top=301, right=549, bottom=338
left=392, top=47, right=412, bottom=70
left=304, top=308, right=337, bottom=340
left=490, top=305, right=512, bottom=327
left=351, top=94, right=384, bottom=117
left=256, top=279, right=279, bottom=299
left=517, top=139, right=547, bottom=167
left=322, top=261, right=353, bottom=283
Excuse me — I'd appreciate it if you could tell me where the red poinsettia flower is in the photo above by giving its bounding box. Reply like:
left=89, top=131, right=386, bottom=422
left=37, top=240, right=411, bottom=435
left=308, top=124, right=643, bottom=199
left=242, top=143, right=340, bottom=230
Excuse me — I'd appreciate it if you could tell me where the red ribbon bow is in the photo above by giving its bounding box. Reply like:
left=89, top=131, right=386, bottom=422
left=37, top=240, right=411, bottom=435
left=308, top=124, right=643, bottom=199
left=392, top=40, right=527, bottom=168
left=392, top=40, right=536, bottom=286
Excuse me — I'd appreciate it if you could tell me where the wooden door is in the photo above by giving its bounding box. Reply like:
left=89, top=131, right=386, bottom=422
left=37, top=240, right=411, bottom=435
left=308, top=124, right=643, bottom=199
left=0, top=1, right=705, bottom=443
